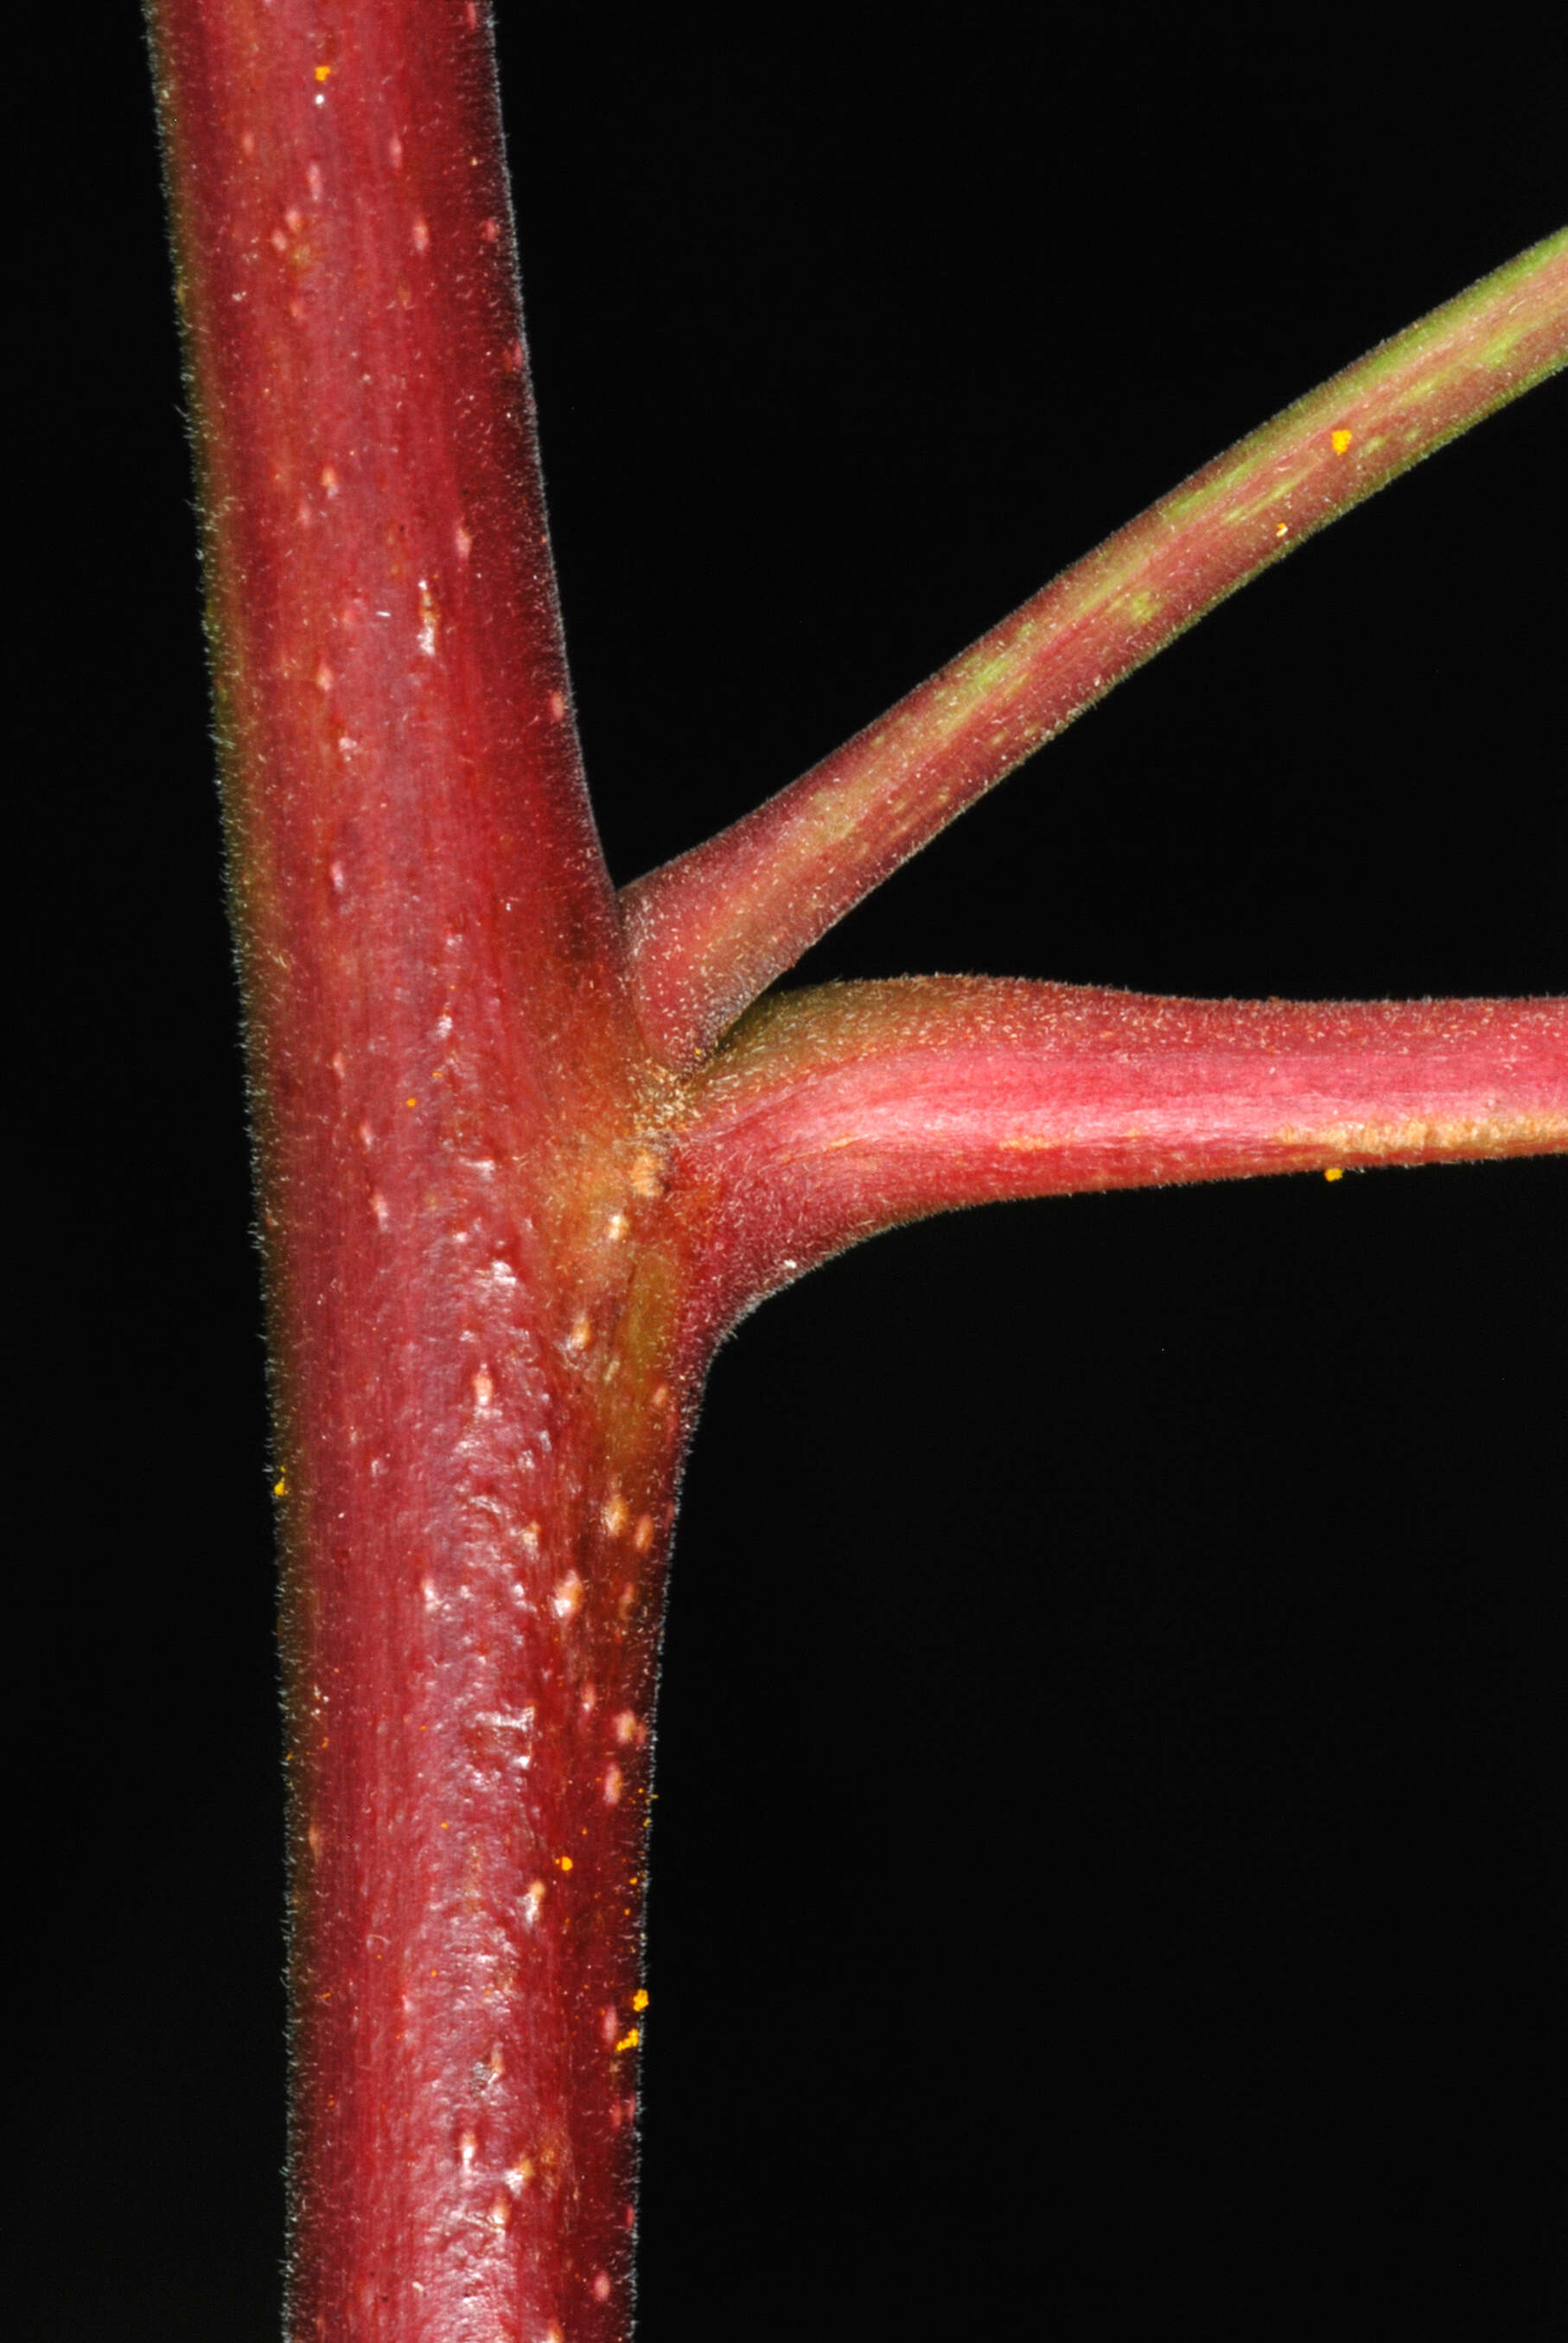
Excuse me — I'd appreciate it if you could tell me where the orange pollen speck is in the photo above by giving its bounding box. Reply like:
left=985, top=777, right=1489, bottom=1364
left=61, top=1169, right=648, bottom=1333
left=1331, top=428, right=1354, bottom=455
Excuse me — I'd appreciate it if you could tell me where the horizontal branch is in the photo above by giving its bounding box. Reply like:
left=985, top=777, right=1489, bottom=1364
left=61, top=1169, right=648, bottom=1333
left=623, top=230, right=1568, bottom=1067
left=667, top=983, right=1567, bottom=1335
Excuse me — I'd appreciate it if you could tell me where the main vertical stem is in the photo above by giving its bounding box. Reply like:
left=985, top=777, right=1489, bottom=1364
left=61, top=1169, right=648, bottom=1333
left=149, top=4, right=685, bottom=2333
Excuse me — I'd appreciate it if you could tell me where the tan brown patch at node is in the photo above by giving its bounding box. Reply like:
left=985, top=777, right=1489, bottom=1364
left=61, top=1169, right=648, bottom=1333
left=628, top=1151, right=664, bottom=1198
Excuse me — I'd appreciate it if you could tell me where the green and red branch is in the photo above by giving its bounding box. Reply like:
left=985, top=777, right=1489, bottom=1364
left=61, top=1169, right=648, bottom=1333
left=623, top=230, right=1568, bottom=1066
left=146, top=1, right=1565, bottom=2336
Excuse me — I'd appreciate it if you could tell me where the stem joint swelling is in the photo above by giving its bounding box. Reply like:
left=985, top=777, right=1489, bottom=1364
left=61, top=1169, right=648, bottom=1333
left=144, top=0, right=1566, bottom=2331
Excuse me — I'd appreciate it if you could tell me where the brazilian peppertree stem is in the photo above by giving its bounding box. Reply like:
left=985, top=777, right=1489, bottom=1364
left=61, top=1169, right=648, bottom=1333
left=146, top=4, right=1566, bottom=2335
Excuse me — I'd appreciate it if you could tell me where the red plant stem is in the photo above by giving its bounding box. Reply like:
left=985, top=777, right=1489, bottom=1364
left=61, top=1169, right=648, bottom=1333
left=623, top=231, right=1568, bottom=1067
left=666, top=985, right=1568, bottom=1342
left=146, top=4, right=1567, bottom=2335
left=148, top=4, right=674, bottom=2335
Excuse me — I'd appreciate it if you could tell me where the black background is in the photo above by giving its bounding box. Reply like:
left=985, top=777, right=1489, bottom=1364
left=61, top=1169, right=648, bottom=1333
left=10, top=9, right=1566, bottom=2338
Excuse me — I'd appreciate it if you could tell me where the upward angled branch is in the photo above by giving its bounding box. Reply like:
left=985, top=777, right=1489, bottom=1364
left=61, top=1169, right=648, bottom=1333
left=622, top=231, right=1568, bottom=1069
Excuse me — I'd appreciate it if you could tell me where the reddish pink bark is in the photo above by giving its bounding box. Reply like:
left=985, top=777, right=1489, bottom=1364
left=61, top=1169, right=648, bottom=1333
left=150, top=4, right=664, bottom=2334
left=147, top=5, right=1567, bottom=2338
left=666, top=986, right=1568, bottom=1343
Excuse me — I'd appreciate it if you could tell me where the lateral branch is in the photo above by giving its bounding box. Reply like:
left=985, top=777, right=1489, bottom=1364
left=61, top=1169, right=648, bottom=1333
left=623, top=231, right=1568, bottom=1069
left=668, top=983, right=1568, bottom=1335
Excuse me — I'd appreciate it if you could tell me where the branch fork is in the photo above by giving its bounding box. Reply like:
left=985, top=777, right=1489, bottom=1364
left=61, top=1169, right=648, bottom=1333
left=622, top=228, right=1568, bottom=1069
left=145, top=1, right=1565, bottom=2332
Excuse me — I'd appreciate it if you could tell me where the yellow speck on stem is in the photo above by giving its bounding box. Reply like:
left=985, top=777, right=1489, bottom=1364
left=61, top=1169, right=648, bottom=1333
left=614, top=2027, right=640, bottom=2053
left=632, top=1988, right=649, bottom=2011
left=1330, top=428, right=1354, bottom=455
left=557, top=1855, right=573, bottom=1872
left=314, top=64, right=331, bottom=82
left=273, top=1474, right=288, bottom=1497
left=1324, top=1165, right=1345, bottom=1182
